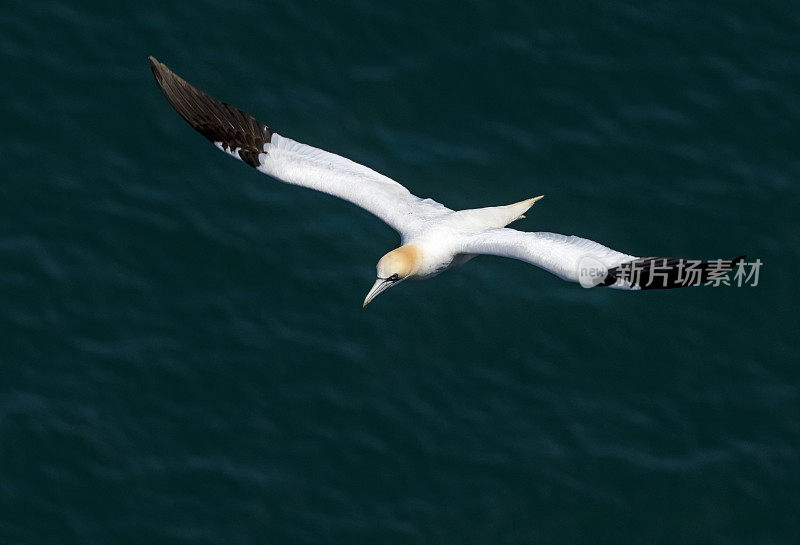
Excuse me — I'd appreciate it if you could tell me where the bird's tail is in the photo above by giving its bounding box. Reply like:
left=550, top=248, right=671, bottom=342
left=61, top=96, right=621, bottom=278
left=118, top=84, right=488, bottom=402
left=503, top=195, right=544, bottom=225
left=455, top=195, right=544, bottom=230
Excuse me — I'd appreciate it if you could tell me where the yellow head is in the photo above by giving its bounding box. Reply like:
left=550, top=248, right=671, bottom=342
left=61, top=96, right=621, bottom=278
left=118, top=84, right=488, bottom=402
left=363, top=245, right=421, bottom=307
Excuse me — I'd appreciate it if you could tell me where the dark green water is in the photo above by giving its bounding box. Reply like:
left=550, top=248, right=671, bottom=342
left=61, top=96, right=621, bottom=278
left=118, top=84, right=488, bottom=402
left=2, top=1, right=798, bottom=543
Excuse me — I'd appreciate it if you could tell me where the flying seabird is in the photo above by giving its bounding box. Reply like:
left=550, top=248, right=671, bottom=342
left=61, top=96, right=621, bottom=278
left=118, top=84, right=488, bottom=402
left=149, top=57, right=742, bottom=306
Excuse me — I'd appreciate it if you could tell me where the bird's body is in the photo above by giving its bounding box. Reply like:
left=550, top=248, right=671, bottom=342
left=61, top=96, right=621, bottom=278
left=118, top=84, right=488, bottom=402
left=149, top=57, right=742, bottom=305
left=390, top=197, right=541, bottom=279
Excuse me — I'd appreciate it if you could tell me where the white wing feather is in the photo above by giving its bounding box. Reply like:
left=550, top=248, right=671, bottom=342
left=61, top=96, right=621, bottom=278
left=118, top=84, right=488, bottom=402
left=255, top=133, right=450, bottom=233
left=463, top=228, right=639, bottom=289
left=149, top=56, right=449, bottom=235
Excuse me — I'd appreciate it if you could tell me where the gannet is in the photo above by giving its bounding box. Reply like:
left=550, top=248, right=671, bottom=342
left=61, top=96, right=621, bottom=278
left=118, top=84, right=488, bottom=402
left=149, top=57, right=743, bottom=306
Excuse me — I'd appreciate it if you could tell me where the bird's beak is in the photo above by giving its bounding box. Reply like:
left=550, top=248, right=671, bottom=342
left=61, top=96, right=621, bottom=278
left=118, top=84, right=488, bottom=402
left=363, top=278, right=394, bottom=307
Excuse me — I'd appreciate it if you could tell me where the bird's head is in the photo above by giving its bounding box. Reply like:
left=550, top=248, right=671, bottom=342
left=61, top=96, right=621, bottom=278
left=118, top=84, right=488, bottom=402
left=363, top=244, right=421, bottom=307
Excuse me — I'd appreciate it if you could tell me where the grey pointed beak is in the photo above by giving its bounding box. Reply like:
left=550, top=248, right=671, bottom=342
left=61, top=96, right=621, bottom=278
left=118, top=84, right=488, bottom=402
left=363, top=278, right=393, bottom=307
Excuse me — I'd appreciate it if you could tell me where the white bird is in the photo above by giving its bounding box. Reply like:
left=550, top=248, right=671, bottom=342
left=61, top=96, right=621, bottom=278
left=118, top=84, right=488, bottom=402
left=149, top=57, right=742, bottom=306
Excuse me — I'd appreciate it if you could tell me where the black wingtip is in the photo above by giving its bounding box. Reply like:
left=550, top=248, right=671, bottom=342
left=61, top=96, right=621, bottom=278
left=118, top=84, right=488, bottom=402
left=148, top=56, right=181, bottom=101
left=148, top=56, right=162, bottom=78
left=148, top=56, right=273, bottom=168
left=600, top=255, right=745, bottom=290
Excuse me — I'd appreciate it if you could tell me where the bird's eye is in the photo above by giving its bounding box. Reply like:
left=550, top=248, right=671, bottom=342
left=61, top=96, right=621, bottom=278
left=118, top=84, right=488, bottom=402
left=388, top=274, right=399, bottom=282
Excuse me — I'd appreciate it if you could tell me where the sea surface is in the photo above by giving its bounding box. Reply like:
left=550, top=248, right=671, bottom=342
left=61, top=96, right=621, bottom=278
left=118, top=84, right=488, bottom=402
left=1, top=1, right=798, bottom=543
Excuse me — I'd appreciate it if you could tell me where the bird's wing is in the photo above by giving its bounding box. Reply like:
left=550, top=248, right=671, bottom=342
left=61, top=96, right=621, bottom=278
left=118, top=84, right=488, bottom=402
left=149, top=57, right=449, bottom=234
left=463, top=228, right=743, bottom=290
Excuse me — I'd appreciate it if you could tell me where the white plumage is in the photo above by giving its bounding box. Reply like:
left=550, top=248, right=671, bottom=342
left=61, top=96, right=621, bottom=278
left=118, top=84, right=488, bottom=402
left=256, top=133, right=452, bottom=234
left=150, top=56, right=740, bottom=305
